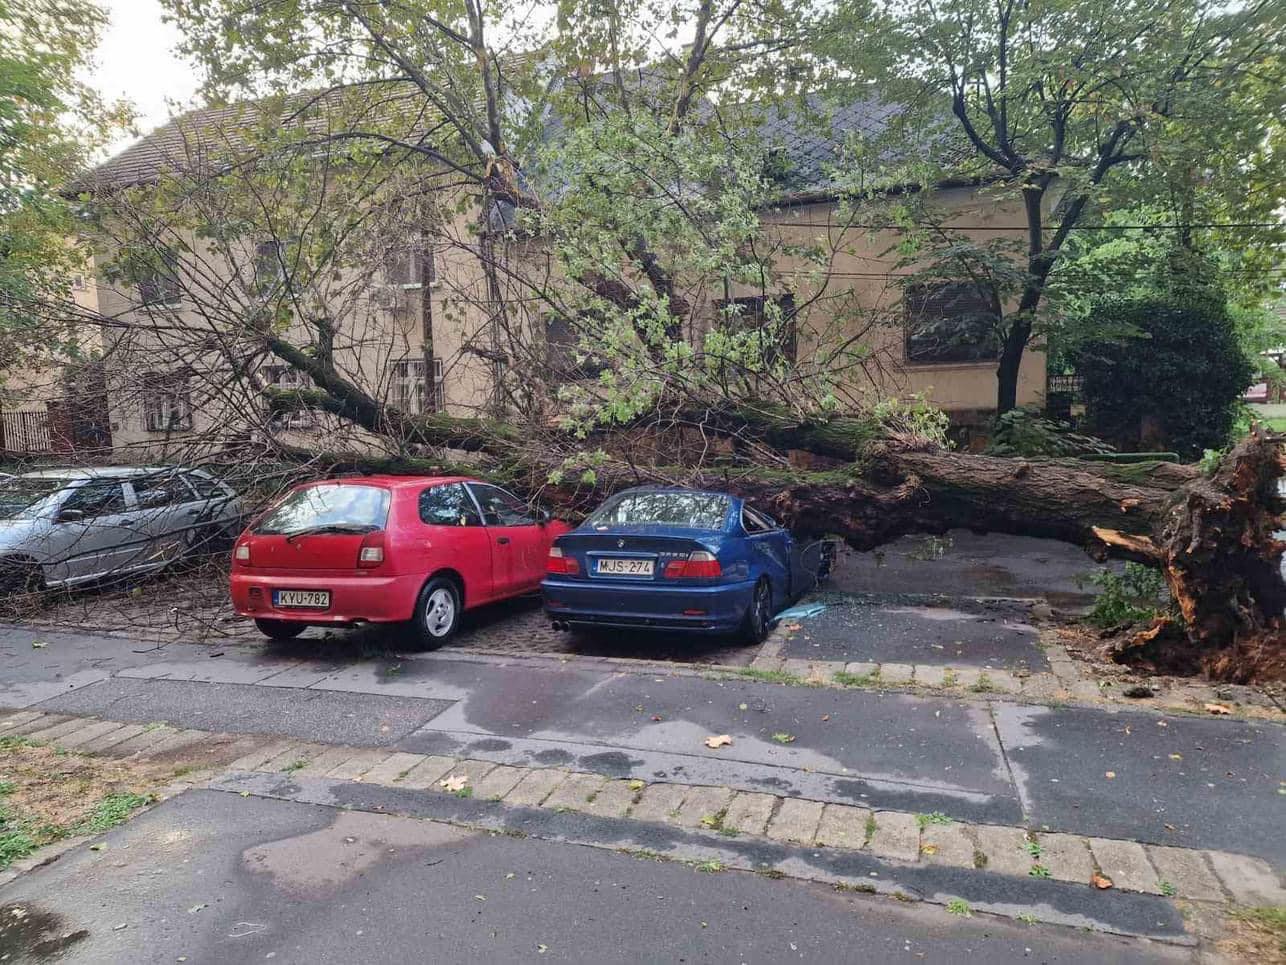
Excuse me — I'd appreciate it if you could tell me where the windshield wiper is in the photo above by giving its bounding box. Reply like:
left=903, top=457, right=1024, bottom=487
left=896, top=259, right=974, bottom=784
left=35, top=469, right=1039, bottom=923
left=283, top=523, right=377, bottom=543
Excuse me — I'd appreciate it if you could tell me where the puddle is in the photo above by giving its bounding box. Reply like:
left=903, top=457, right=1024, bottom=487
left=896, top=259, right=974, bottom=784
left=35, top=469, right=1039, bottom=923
left=0, top=904, right=89, bottom=962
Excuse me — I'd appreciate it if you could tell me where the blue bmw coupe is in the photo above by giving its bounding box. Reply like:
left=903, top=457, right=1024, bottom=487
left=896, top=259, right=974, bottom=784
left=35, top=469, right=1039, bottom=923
left=541, top=486, right=827, bottom=643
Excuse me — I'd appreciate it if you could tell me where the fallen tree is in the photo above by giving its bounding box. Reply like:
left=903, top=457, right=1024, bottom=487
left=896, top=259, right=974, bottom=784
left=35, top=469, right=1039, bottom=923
left=268, top=384, right=1285, bottom=682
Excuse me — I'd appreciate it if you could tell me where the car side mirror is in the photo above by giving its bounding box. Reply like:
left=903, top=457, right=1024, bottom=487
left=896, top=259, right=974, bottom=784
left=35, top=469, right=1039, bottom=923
left=538, top=507, right=552, bottom=524
left=57, top=508, right=86, bottom=523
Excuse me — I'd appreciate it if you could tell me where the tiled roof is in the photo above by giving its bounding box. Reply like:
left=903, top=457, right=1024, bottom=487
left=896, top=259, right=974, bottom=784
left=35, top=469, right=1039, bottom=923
left=76, top=77, right=960, bottom=200
left=751, top=92, right=967, bottom=198
left=71, top=83, right=446, bottom=193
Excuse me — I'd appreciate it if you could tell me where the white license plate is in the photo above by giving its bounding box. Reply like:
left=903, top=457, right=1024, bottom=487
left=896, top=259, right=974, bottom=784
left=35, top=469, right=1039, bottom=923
left=273, top=589, right=331, bottom=609
left=596, top=558, right=654, bottom=577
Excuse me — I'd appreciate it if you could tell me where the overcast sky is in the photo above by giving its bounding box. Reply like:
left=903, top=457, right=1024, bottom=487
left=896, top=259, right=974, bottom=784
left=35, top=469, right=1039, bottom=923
left=89, top=0, right=200, bottom=156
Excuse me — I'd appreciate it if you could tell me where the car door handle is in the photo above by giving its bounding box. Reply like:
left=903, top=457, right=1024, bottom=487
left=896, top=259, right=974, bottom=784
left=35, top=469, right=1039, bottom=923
left=496, top=536, right=510, bottom=545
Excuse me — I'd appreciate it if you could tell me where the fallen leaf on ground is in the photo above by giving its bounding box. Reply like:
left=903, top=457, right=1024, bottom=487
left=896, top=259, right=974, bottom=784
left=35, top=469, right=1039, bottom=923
left=1105, top=771, right=1116, bottom=779
left=1169, top=753, right=1182, bottom=761
left=783, top=622, right=802, bottom=631
left=1204, top=703, right=1232, bottom=715
left=31, top=641, right=47, bottom=649
left=1091, top=872, right=1114, bottom=890
left=440, top=774, right=468, bottom=792
left=537, top=945, right=549, bottom=954
left=821, top=715, right=830, bottom=722
left=921, top=844, right=938, bottom=855
left=772, top=733, right=796, bottom=744
left=704, top=734, right=733, bottom=749
left=474, top=895, right=486, bottom=902
left=651, top=715, right=663, bottom=722
left=627, top=779, right=645, bottom=791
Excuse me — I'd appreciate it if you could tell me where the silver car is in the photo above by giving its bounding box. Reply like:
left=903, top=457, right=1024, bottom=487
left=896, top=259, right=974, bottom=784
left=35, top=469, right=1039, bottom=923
left=0, top=467, right=243, bottom=592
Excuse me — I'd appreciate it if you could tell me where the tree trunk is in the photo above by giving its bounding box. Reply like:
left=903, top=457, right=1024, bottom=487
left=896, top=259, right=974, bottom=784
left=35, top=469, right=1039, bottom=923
left=995, top=318, right=1030, bottom=415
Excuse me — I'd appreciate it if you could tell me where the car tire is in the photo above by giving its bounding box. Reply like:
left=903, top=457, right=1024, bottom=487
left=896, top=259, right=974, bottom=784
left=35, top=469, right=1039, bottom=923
left=737, top=579, right=773, bottom=645
left=407, top=577, right=462, bottom=651
left=254, top=618, right=305, bottom=641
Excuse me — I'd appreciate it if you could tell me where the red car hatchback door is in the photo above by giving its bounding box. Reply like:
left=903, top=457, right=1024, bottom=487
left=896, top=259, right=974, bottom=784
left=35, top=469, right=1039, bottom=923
left=247, top=483, right=391, bottom=572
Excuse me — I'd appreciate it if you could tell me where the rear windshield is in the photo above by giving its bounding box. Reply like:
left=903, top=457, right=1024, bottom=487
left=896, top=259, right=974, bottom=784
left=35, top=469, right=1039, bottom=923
left=253, top=484, right=390, bottom=535
left=586, top=492, right=730, bottom=531
left=0, top=478, right=65, bottom=520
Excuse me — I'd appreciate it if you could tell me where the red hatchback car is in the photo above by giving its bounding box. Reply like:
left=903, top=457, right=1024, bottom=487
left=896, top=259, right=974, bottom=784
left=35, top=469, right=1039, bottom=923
left=230, top=476, right=569, bottom=647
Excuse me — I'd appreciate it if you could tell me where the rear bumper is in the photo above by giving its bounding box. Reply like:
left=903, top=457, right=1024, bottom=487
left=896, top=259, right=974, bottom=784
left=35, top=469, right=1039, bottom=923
left=230, top=570, right=422, bottom=623
left=540, top=577, right=755, bottom=632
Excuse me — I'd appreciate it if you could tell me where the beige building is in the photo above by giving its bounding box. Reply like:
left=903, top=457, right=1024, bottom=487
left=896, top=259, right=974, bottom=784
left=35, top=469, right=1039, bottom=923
left=15, top=92, right=1045, bottom=462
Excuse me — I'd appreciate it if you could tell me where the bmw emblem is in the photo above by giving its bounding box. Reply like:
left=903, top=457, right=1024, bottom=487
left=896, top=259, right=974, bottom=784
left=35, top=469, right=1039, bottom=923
left=616, top=538, right=625, bottom=548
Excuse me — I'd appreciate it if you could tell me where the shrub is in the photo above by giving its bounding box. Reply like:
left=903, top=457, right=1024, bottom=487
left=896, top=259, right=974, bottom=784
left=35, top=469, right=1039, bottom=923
left=1077, top=295, right=1254, bottom=459
left=1084, top=563, right=1168, bottom=628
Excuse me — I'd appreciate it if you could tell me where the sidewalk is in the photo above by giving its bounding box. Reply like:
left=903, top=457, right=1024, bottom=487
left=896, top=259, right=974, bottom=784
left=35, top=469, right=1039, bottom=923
left=3, top=624, right=1282, bottom=865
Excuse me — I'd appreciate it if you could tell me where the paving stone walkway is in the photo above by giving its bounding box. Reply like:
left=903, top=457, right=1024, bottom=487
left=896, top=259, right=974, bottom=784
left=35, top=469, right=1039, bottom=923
left=4, top=707, right=1281, bottom=913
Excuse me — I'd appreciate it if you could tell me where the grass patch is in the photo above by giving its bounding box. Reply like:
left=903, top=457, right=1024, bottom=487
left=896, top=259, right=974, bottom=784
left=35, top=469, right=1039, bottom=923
left=834, top=671, right=878, bottom=688
left=0, top=738, right=172, bottom=869
left=1028, top=864, right=1052, bottom=878
left=733, top=668, right=805, bottom=687
left=693, top=860, right=724, bottom=873
left=946, top=898, right=972, bottom=917
left=76, top=793, right=151, bottom=835
left=1224, top=906, right=1286, bottom=960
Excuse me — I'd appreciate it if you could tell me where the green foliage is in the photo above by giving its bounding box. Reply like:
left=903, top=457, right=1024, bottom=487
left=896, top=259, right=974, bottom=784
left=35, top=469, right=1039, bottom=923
left=869, top=395, right=952, bottom=448
left=821, top=0, right=1284, bottom=412
left=1198, top=449, right=1224, bottom=476
left=1084, top=564, right=1167, bottom=629
left=1078, top=293, right=1255, bottom=458
left=986, top=408, right=1113, bottom=458
left=75, top=792, right=151, bottom=834
left=0, top=0, right=125, bottom=339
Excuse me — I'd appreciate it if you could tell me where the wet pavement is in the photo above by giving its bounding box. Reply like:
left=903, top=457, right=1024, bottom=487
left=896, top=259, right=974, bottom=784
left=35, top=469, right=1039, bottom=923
left=777, top=598, right=1048, bottom=672
left=994, top=703, right=1286, bottom=863
left=15, top=623, right=1285, bottom=861
left=0, top=789, right=1192, bottom=964
left=829, top=530, right=1110, bottom=606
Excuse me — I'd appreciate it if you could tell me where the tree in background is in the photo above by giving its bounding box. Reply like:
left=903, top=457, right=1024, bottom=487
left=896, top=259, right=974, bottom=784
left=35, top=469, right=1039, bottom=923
left=823, top=0, right=1285, bottom=413
left=0, top=0, right=125, bottom=360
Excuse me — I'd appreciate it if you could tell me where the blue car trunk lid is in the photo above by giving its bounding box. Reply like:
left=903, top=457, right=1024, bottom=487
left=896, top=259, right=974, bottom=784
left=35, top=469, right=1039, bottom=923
left=556, top=532, right=716, bottom=582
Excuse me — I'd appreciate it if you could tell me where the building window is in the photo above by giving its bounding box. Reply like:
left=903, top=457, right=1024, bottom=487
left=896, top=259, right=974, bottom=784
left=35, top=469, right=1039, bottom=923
left=904, top=281, right=999, bottom=364
left=383, top=244, right=436, bottom=290
left=714, top=294, right=798, bottom=365
left=262, top=364, right=316, bottom=429
left=137, top=252, right=182, bottom=307
left=391, top=358, right=445, bottom=413
left=143, top=374, right=193, bottom=432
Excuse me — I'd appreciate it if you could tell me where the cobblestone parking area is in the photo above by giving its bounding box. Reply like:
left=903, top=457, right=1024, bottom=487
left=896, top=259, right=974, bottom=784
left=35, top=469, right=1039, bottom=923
left=7, top=562, right=760, bottom=666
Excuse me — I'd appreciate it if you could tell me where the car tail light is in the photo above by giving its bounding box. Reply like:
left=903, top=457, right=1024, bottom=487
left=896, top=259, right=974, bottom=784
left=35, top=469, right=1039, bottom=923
left=664, top=550, right=722, bottom=579
left=357, top=530, right=385, bottom=568
left=233, top=542, right=251, bottom=565
left=546, top=546, right=579, bottom=575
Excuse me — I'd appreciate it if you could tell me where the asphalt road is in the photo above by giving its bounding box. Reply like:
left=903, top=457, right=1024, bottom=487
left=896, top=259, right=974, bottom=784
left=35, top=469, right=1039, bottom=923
left=0, top=790, right=1192, bottom=965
